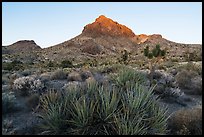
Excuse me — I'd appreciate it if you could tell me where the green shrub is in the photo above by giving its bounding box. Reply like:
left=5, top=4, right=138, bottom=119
left=37, top=79, right=168, bottom=135
left=60, top=60, right=73, bottom=68
left=2, top=60, right=24, bottom=71
left=47, top=61, right=55, bottom=68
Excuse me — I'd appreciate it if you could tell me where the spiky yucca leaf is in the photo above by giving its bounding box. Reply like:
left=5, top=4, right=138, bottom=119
left=67, top=95, right=96, bottom=134
left=112, top=67, right=146, bottom=89
left=96, top=85, right=120, bottom=122
left=114, top=83, right=168, bottom=135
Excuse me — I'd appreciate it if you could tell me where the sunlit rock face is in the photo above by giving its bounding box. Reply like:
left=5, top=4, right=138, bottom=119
left=82, top=15, right=136, bottom=38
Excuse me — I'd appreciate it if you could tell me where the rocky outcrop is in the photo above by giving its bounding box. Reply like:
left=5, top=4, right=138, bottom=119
left=82, top=15, right=135, bottom=38
left=4, top=40, right=41, bottom=54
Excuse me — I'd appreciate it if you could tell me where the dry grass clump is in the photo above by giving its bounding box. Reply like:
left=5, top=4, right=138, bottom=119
left=67, top=71, right=82, bottom=82
left=50, top=69, right=67, bottom=80
left=175, top=70, right=198, bottom=89
left=178, top=62, right=202, bottom=76
left=168, top=107, right=202, bottom=135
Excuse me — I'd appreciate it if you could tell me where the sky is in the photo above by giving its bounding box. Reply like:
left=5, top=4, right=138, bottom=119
left=2, top=2, right=202, bottom=48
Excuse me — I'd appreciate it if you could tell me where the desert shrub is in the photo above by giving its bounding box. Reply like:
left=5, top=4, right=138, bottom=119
left=190, top=76, right=202, bottom=95
left=37, top=76, right=168, bottom=135
left=178, top=62, right=202, bottom=76
left=2, top=119, right=14, bottom=135
left=13, top=76, right=45, bottom=96
left=2, top=92, right=17, bottom=114
left=120, top=50, right=128, bottom=64
left=101, top=64, right=124, bottom=74
left=26, top=93, right=40, bottom=109
left=171, top=58, right=179, bottom=62
left=2, top=60, right=24, bottom=71
left=168, top=107, right=202, bottom=135
left=50, top=69, right=67, bottom=80
left=2, top=76, right=9, bottom=85
left=39, top=72, right=52, bottom=83
left=175, top=70, right=198, bottom=89
left=21, top=69, right=32, bottom=76
left=60, top=60, right=73, bottom=68
left=157, top=64, right=167, bottom=71
left=47, top=61, right=55, bottom=68
left=67, top=71, right=82, bottom=82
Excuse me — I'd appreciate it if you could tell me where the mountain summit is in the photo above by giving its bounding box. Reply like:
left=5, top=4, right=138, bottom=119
left=82, top=15, right=135, bottom=37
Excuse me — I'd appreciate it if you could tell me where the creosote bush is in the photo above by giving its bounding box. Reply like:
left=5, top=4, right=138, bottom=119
left=37, top=68, right=168, bottom=135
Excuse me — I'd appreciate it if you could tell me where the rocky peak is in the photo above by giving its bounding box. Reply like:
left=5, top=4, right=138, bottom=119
left=7, top=40, right=41, bottom=53
left=12, top=40, right=37, bottom=46
left=149, top=34, right=162, bottom=39
left=82, top=15, right=135, bottom=37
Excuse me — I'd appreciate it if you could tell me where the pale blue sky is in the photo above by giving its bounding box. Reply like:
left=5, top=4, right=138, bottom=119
left=2, top=2, right=202, bottom=48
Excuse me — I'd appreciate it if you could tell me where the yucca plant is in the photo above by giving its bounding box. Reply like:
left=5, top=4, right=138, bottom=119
left=38, top=89, right=68, bottom=135
left=67, top=95, right=96, bottom=134
left=114, top=82, right=168, bottom=135
left=111, top=67, right=146, bottom=89
left=93, top=85, right=121, bottom=135
left=37, top=70, right=168, bottom=135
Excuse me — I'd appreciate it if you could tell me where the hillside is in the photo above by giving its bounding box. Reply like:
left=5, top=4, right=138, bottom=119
left=2, top=15, right=202, bottom=63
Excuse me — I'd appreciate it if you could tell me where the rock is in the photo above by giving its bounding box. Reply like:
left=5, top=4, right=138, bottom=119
left=82, top=15, right=135, bottom=37
left=67, top=72, right=82, bottom=82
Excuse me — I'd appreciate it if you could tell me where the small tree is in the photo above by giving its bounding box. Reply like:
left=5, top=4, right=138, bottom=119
left=143, top=44, right=166, bottom=85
